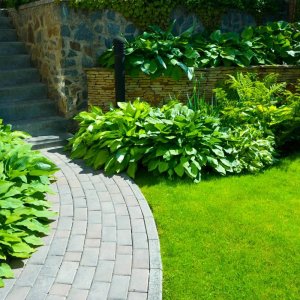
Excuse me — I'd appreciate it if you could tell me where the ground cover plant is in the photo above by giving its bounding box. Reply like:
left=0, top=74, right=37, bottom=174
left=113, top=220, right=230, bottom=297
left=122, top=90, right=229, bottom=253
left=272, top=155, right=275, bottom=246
left=136, top=152, right=300, bottom=300
left=0, top=120, right=58, bottom=287
left=67, top=73, right=300, bottom=182
left=99, top=21, right=300, bottom=80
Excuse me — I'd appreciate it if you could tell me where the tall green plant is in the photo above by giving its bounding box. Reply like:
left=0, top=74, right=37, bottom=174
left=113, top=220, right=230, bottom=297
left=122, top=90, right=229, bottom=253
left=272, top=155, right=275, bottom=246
left=0, top=121, right=58, bottom=287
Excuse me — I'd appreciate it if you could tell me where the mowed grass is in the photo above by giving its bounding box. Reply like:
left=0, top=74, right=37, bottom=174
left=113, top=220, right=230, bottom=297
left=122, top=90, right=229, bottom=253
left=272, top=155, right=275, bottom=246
left=136, top=153, right=300, bottom=300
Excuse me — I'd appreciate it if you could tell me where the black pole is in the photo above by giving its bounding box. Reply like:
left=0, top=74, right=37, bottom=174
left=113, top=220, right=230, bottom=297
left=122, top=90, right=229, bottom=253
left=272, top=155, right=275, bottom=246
left=113, top=37, right=126, bottom=102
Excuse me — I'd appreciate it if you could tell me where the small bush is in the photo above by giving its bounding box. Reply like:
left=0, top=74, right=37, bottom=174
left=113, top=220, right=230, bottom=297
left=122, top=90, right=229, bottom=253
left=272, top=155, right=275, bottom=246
left=0, top=121, right=58, bottom=287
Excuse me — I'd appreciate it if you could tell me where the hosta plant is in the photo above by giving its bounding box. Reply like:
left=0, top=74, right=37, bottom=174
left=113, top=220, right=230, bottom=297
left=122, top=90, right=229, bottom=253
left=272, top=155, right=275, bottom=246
left=67, top=99, right=275, bottom=182
left=0, top=121, right=58, bottom=287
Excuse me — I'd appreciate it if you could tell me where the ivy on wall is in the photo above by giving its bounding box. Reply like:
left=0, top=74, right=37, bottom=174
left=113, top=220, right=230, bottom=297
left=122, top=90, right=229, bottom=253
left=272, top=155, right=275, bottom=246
left=66, top=0, right=287, bottom=30
left=3, top=0, right=288, bottom=30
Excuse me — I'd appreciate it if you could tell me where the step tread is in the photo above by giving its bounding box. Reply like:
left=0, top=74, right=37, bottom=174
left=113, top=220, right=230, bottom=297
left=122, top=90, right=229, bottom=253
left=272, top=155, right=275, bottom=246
left=0, top=67, right=38, bottom=73
left=13, top=116, right=68, bottom=125
left=0, top=82, right=45, bottom=91
left=0, top=98, right=53, bottom=107
left=27, top=133, right=72, bottom=150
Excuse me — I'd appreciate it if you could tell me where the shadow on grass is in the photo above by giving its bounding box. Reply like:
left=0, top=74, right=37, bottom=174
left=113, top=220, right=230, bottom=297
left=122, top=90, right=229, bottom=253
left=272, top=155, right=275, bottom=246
left=136, top=151, right=300, bottom=188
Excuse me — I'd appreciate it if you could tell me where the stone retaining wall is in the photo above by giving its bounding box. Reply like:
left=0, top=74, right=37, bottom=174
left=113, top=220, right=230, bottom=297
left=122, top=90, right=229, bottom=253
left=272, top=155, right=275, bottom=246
left=86, top=66, right=300, bottom=110
left=8, top=0, right=140, bottom=117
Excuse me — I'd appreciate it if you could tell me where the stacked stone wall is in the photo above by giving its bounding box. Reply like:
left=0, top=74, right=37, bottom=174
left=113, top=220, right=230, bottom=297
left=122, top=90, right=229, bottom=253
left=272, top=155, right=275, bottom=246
left=86, top=66, right=300, bottom=111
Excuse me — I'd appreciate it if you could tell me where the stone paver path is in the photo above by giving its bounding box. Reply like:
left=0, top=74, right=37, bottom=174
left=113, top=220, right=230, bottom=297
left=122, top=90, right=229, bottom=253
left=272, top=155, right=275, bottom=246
left=0, top=148, right=162, bottom=300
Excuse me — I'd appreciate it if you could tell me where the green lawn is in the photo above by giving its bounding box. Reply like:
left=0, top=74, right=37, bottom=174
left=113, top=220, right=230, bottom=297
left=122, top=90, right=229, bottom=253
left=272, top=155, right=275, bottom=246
left=136, top=153, right=300, bottom=300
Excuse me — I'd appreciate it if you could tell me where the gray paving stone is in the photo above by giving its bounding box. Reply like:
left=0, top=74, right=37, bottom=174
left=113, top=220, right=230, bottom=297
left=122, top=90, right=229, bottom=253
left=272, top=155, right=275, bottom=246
left=131, top=219, right=146, bottom=233
left=85, top=238, right=101, bottom=248
left=117, top=245, right=133, bottom=255
left=116, top=215, right=131, bottom=230
left=44, top=255, right=64, bottom=267
left=73, top=197, right=87, bottom=208
left=102, top=226, right=117, bottom=242
left=87, top=210, right=102, bottom=224
left=108, top=275, right=130, bottom=300
left=57, top=217, right=73, bottom=231
left=115, top=204, right=129, bottom=216
left=111, top=193, right=125, bottom=204
left=128, top=292, right=147, bottom=300
left=68, top=235, right=85, bottom=252
left=124, top=195, right=139, bottom=207
left=99, top=242, right=116, bottom=261
left=71, top=187, right=85, bottom=197
left=94, top=182, right=108, bottom=192
left=86, top=224, right=102, bottom=239
left=103, top=213, right=116, bottom=227
left=46, top=295, right=66, bottom=300
left=15, top=264, right=42, bottom=287
left=73, top=266, right=96, bottom=289
left=86, top=196, right=101, bottom=211
left=149, top=240, right=162, bottom=270
left=81, top=248, right=99, bottom=267
left=64, top=252, right=82, bottom=262
left=49, top=283, right=71, bottom=296
left=148, top=269, right=162, bottom=300
left=48, top=237, right=68, bottom=256
left=144, top=217, right=159, bottom=240
left=26, top=276, right=55, bottom=299
left=55, top=230, right=71, bottom=238
left=68, top=288, right=89, bottom=300
left=60, top=193, right=73, bottom=205
left=114, top=254, right=132, bottom=276
left=88, top=282, right=110, bottom=300
left=0, top=278, right=15, bottom=299
left=129, top=269, right=149, bottom=293
left=72, top=220, right=87, bottom=235
left=77, top=174, right=91, bottom=182
left=97, top=191, right=111, bottom=202
left=106, top=184, right=120, bottom=194
left=101, top=201, right=114, bottom=213
left=81, top=181, right=94, bottom=190
left=117, top=229, right=133, bottom=246
left=60, top=204, right=74, bottom=217
left=28, top=244, right=49, bottom=265
left=128, top=206, right=143, bottom=219
left=57, top=184, right=71, bottom=195
left=56, top=261, right=79, bottom=284
left=74, top=207, right=88, bottom=221
left=94, top=260, right=115, bottom=283
left=119, top=186, right=134, bottom=196
left=133, top=249, right=150, bottom=269
left=132, top=232, right=149, bottom=249
left=6, top=286, right=31, bottom=300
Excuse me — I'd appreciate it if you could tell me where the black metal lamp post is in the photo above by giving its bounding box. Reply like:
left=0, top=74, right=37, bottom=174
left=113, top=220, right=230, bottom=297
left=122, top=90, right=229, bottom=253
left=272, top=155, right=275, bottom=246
left=113, top=37, right=126, bottom=103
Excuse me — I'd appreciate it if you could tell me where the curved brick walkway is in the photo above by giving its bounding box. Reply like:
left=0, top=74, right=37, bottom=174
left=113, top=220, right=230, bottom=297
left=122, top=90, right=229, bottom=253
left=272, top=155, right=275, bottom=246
left=0, top=148, right=162, bottom=300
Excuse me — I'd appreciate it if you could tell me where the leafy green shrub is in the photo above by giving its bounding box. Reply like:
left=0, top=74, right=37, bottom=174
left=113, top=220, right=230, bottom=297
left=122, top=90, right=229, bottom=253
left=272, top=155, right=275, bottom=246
left=0, top=121, right=58, bottom=287
left=99, top=24, right=198, bottom=80
left=214, top=73, right=300, bottom=146
left=100, top=21, right=300, bottom=79
left=65, top=0, right=285, bottom=30
left=67, top=98, right=275, bottom=182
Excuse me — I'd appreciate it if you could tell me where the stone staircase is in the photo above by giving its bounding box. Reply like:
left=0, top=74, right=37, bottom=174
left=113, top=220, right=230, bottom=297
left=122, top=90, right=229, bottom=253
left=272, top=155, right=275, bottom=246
left=0, top=9, right=70, bottom=149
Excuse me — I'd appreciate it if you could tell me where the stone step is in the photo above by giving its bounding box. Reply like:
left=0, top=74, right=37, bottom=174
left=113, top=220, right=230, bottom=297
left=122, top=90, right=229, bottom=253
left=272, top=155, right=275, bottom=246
left=0, top=29, right=17, bottom=42
left=0, top=17, right=13, bottom=29
left=11, top=116, right=70, bottom=137
left=0, top=68, right=40, bottom=87
left=0, top=42, right=26, bottom=55
left=0, top=83, right=47, bottom=101
left=0, top=98, right=57, bottom=122
left=27, top=133, right=73, bottom=150
left=0, top=54, right=31, bottom=70
left=0, top=10, right=8, bottom=17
